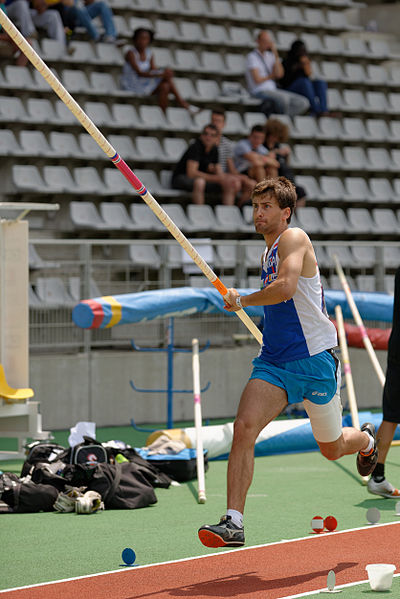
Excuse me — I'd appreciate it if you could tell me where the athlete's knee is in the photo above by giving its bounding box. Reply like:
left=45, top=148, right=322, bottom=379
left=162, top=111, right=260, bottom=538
left=232, top=416, right=258, bottom=446
left=319, top=441, right=342, bottom=461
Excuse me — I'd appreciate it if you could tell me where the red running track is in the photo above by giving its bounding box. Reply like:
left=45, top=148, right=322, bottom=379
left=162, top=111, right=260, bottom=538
left=2, top=522, right=400, bottom=599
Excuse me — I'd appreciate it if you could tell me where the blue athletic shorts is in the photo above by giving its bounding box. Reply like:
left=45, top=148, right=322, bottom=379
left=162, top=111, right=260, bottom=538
left=249, top=350, right=339, bottom=406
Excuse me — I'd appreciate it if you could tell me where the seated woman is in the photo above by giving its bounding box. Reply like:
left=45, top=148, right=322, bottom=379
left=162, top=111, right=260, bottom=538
left=281, top=40, right=328, bottom=117
left=121, top=27, right=195, bottom=114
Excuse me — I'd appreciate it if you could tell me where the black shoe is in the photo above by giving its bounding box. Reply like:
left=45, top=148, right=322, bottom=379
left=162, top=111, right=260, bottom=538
left=357, top=423, right=378, bottom=476
left=198, top=515, right=245, bottom=548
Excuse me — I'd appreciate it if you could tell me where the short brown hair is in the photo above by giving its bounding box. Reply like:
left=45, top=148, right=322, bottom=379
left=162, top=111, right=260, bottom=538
left=264, top=118, right=289, bottom=143
left=251, top=177, right=296, bottom=224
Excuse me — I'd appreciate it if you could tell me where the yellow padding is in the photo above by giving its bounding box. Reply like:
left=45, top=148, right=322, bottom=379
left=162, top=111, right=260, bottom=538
left=146, top=429, right=192, bottom=448
left=0, top=364, right=34, bottom=403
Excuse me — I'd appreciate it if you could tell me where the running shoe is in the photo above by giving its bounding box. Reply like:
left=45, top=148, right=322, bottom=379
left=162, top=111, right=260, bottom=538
left=357, top=423, right=378, bottom=476
left=368, top=477, right=400, bottom=499
left=198, top=515, right=245, bottom=548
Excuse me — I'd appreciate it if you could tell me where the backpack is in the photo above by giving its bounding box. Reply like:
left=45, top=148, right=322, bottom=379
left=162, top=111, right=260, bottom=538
left=21, top=441, right=67, bottom=477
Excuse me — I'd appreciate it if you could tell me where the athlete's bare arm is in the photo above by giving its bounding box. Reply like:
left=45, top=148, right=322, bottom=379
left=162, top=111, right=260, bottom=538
left=224, top=228, right=316, bottom=311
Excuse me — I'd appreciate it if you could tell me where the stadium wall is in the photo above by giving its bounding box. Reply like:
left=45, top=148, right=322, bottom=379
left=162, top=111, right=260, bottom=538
left=30, top=346, right=387, bottom=430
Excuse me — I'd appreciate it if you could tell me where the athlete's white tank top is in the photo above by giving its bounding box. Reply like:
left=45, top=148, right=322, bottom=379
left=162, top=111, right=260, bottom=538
left=259, top=233, right=337, bottom=363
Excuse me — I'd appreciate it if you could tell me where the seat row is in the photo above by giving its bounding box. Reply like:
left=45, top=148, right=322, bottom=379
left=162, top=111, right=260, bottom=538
left=296, top=175, right=400, bottom=203
left=291, top=145, right=400, bottom=175
left=294, top=207, right=400, bottom=236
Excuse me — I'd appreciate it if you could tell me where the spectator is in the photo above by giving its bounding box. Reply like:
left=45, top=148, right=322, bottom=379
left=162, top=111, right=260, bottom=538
left=121, top=27, right=196, bottom=114
left=233, top=124, right=280, bottom=186
left=0, top=1, right=30, bottom=64
left=211, top=108, right=257, bottom=208
left=281, top=40, right=329, bottom=117
left=264, top=118, right=306, bottom=207
left=48, top=0, right=117, bottom=44
left=172, top=124, right=241, bottom=205
left=245, top=30, right=309, bottom=117
left=6, top=0, right=66, bottom=47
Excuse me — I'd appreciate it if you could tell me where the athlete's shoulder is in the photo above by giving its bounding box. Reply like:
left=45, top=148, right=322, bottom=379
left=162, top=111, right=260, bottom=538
left=279, top=227, right=310, bottom=245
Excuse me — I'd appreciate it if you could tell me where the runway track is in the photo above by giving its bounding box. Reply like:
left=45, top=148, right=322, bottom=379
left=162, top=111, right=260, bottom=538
left=1, top=522, right=399, bottom=599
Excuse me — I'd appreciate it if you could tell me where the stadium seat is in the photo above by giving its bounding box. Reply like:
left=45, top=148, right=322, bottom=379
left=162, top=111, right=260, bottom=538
left=6, top=165, right=46, bottom=194
left=364, top=119, right=391, bottom=143
left=160, top=203, right=195, bottom=233
left=367, top=148, right=394, bottom=173
left=351, top=245, right=376, bottom=268
left=232, top=0, right=259, bottom=21
left=182, top=238, right=215, bottom=274
left=26, top=98, right=58, bottom=124
left=303, top=7, right=325, bottom=28
left=35, top=277, right=75, bottom=305
left=174, top=49, right=201, bottom=71
left=372, top=208, right=399, bottom=234
left=214, top=243, right=237, bottom=269
left=68, top=276, right=102, bottom=302
left=66, top=41, right=97, bottom=64
left=112, top=104, right=141, bottom=129
left=342, top=63, right=366, bottom=84
left=388, top=121, right=400, bottom=143
left=107, top=135, right=137, bottom=160
left=73, top=167, right=108, bottom=195
left=129, top=244, right=162, bottom=269
left=154, top=18, right=181, bottom=42
left=198, top=51, right=227, bottom=74
left=388, top=65, right=400, bottom=87
left=83, top=102, right=113, bottom=126
left=1, top=65, right=35, bottom=90
left=187, top=205, right=218, bottom=232
left=321, top=207, right=349, bottom=234
left=245, top=244, right=265, bottom=268
left=383, top=246, right=400, bottom=268
left=322, top=35, right=346, bottom=55
left=0, top=129, right=22, bottom=156
left=165, top=107, right=194, bottom=132
left=54, top=100, right=80, bottom=125
left=227, top=27, right=254, bottom=49
left=292, top=116, right=319, bottom=140
left=319, top=61, right=344, bottom=83
left=342, top=147, right=368, bottom=171
left=103, top=168, right=137, bottom=196
left=365, top=64, right=388, bottom=86
left=179, top=21, right=204, bottom=43
left=295, top=176, right=321, bottom=201
left=326, top=9, right=361, bottom=30
left=365, top=91, right=390, bottom=113
left=369, top=178, right=396, bottom=202
left=225, top=53, right=246, bottom=76
left=163, top=137, right=188, bottom=162
left=356, top=275, right=376, bottom=292
left=164, top=244, right=184, bottom=269
left=243, top=111, right=269, bottom=130
left=295, top=206, right=324, bottom=234
left=196, top=79, right=222, bottom=102
left=344, top=37, right=370, bottom=58
left=70, top=201, right=110, bottom=229
left=40, top=38, right=65, bottom=61
left=346, top=209, right=374, bottom=234
left=316, top=116, right=343, bottom=140
left=19, top=130, right=52, bottom=157
left=100, top=202, right=137, bottom=230
left=343, top=177, right=370, bottom=202
left=291, top=144, right=319, bottom=169
left=29, top=284, right=43, bottom=307
left=314, top=245, right=330, bottom=269
left=132, top=136, right=164, bottom=161
left=130, top=204, right=166, bottom=232
left=204, top=24, right=230, bottom=46
left=43, top=165, right=79, bottom=194
left=29, top=244, right=60, bottom=269
left=94, top=42, right=124, bottom=66
left=113, top=15, right=131, bottom=38
left=181, top=0, right=208, bottom=16
left=215, top=205, right=248, bottom=233
left=318, top=146, right=343, bottom=170
left=49, top=132, right=81, bottom=158
left=152, top=46, right=174, bottom=69
left=78, top=133, right=107, bottom=160
left=325, top=245, right=353, bottom=268
left=342, top=90, right=366, bottom=113
left=384, top=275, right=395, bottom=295
left=319, top=176, right=346, bottom=201
left=209, top=0, right=234, bottom=18
left=89, top=72, right=119, bottom=95
left=174, top=77, right=197, bottom=101
left=62, top=69, right=91, bottom=93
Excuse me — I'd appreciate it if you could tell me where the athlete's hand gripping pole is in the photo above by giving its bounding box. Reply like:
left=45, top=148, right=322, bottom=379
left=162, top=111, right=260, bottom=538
left=333, top=254, right=385, bottom=387
left=0, top=11, right=262, bottom=344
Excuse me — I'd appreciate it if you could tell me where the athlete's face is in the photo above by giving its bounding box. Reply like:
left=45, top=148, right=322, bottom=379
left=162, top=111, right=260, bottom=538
left=252, top=193, right=290, bottom=235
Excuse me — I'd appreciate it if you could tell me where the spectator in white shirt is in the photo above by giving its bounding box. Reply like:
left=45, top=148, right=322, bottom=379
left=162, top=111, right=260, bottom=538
left=245, top=30, right=309, bottom=116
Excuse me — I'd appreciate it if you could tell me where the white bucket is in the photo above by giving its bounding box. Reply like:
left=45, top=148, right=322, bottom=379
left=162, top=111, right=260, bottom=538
left=365, top=564, right=396, bottom=591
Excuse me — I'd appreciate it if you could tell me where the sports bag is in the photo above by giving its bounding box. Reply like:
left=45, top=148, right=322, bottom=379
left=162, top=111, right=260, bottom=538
left=67, top=436, right=108, bottom=468
left=137, top=447, right=209, bottom=483
left=21, top=440, right=67, bottom=477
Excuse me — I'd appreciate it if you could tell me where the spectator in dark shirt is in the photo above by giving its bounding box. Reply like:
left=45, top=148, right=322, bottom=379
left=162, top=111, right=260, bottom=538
left=172, top=124, right=241, bottom=205
left=281, top=40, right=329, bottom=117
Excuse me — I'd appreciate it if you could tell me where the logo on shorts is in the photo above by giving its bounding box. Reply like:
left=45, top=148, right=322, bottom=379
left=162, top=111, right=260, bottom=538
left=312, top=391, right=327, bottom=396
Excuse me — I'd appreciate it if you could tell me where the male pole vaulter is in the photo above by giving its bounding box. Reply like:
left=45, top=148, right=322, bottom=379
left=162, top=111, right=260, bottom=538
left=198, top=177, right=378, bottom=548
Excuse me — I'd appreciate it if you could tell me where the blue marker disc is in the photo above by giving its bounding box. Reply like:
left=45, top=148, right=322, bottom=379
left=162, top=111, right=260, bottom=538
left=121, top=548, right=136, bottom=566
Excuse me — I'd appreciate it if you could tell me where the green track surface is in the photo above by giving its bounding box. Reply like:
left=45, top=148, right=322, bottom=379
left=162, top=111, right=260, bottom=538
left=1, top=425, right=400, bottom=597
